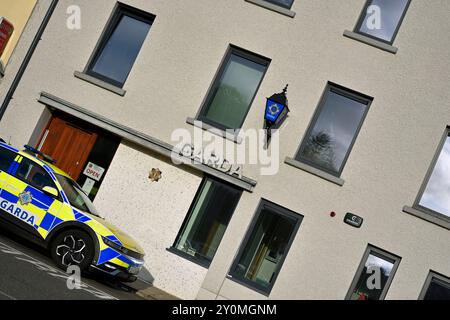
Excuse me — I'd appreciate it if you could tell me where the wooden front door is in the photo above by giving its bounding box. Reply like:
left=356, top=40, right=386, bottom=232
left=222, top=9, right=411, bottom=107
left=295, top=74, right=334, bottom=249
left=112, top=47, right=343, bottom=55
left=38, top=117, right=98, bottom=180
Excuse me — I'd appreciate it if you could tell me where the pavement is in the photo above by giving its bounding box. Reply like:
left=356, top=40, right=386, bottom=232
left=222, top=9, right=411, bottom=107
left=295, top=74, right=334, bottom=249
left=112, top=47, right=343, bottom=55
left=0, top=227, right=178, bottom=300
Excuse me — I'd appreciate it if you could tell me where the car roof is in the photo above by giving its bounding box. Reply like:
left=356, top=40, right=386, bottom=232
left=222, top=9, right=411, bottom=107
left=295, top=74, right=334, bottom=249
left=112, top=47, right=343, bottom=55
left=0, top=142, right=72, bottom=179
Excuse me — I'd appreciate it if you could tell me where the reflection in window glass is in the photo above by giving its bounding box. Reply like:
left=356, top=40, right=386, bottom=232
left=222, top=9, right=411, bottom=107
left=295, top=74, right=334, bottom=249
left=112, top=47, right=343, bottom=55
left=0, top=147, right=17, bottom=172
left=229, top=201, right=301, bottom=293
left=88, top=10, right=152, bottom=87
left=263, top=0, right=294, bottom=9
left=356, top=0, right=410, bottom=43
left=418, top=134, right=450, bottom=218
left=349, top=253, right=395, bottom=300
left=16, top=159, right=55, bottom=190
left=173, top=178, right=242, bottom=266
left=423, top=277, right=450, bottom=300
left=296, top=85, right=370, bottom=176
left=200, top=49, right=269, bottom=130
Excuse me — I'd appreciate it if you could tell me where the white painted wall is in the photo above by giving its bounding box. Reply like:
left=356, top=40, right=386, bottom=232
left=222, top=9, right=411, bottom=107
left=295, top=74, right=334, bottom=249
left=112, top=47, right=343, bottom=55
left=0, top=0, right=448, bottom=299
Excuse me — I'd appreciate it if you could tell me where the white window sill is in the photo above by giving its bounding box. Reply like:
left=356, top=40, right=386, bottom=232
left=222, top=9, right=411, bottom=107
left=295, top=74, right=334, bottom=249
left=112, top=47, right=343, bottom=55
left=245, top=0, right=296, bottom=18
left=186, top=117, right=243, bottom=144
left=343, top=30, right=398, bottom=54
left=74, top=71, right=126, bottom=96
left=402, top=206, right=450, bottom=230
left=285, top=157, right=345, bottom=186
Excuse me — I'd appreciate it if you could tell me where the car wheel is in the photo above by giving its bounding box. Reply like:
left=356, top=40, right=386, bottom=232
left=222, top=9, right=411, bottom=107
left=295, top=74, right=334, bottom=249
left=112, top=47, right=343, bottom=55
left=50, top=229, right=95, bottom=272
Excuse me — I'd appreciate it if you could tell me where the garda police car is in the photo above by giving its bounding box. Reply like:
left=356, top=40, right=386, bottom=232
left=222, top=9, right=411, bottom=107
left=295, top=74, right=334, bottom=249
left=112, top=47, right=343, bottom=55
left=0, top=142, right=145, bottom=282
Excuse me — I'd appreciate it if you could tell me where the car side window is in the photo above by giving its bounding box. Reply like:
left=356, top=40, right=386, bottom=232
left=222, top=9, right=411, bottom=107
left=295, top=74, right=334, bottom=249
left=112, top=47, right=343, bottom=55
left=15, top=158, right=56, bottom=191
left=0, top=147, right=17, bottom=172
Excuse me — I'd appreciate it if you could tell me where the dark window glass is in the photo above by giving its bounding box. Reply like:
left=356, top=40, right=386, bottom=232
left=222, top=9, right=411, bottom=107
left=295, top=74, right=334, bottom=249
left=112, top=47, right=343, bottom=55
left=173, top=177, right=242, bottom=266
left=355, top=0, right=410, bottom=44
left=423, top=277, right=450, bottom=300
left=229, top=200, right=302, bottom=294
left=346, top=246, right=400, bottom=300
left=87, top=5, right=154, bottom=87
left=416, top=132, right=450, bottom=219
left=0, top=147, right=17, bottom=172
left=198, top=47, right=269, bottom=130
left=16, top=158, right=56, bottom=191
left=263, top=0, right=294, bottom=9
left=295, top=84, right=371, bottom=176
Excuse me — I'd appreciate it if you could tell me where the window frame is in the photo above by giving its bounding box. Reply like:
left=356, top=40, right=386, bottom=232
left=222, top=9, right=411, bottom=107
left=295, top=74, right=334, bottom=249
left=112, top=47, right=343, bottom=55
left=354, top=0, right=411, bottom=45
left=419, top=270, right=450, bottom=300
left=227, top=198, right=303, bottom=296
left=345, top=244, right=401, bottom=300
left=262, top=0, right=294, bottom=10
left=412, top=127, right=450, bottom=224
left=84, top=2, right=155, bottom=88
left=196, top=45, right=271, bottom=131
left=294, top=82, right=372, bottom=178
left=169, top=175, right=243, bottom=268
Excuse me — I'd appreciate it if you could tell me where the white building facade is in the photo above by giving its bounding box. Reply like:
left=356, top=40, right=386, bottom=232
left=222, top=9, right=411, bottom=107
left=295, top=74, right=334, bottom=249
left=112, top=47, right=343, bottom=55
left=0, top=0, right=449, bottom=300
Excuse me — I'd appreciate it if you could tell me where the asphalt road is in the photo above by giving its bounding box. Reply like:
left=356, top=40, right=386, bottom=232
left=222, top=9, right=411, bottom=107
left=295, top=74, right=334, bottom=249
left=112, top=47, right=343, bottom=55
left=0, top=228, right=144, bottom=300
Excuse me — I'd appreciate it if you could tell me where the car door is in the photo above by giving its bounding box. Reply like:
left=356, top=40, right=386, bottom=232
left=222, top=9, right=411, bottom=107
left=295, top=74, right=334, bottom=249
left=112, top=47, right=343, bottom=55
left=2, top=156, right=64, bottom=239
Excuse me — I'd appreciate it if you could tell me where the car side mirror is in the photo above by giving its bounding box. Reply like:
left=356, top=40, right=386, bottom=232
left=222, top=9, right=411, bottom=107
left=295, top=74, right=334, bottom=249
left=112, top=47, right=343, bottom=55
left=42, top=186, right=58, bottom=198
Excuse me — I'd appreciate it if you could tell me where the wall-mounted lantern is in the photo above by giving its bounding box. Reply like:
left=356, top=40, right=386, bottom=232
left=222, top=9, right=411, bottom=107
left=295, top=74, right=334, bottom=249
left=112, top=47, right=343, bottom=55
left=264, top=84, right=290, bottom=148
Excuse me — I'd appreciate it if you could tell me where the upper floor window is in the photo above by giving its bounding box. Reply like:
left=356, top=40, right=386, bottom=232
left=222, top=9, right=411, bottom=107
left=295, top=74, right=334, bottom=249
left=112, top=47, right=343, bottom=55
left=355, top=0, right=411, bottom=44
left=413, top=128, right=450, bottom=222
left=197, top=45, right=270, bottom=130
left=294, top=83, right=372, bottom=178
left=263, top=0, right=294, bottom=9
left=86, top=3, right=155, bottom=88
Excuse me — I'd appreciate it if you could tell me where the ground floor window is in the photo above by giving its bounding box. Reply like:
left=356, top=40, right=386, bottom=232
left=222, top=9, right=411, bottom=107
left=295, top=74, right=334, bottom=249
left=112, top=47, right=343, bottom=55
left=419, top=271, right=450, bottom=300
left=171, top=176, right=242, bottom=267
left=346, top=245, right=401, bottom=300
left=228, top=199, right=302, bottom=295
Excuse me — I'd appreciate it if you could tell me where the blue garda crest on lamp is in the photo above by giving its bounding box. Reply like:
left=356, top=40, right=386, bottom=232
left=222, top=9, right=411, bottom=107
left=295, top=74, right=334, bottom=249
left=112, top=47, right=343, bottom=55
left=264, top=84, right=290, bottom=148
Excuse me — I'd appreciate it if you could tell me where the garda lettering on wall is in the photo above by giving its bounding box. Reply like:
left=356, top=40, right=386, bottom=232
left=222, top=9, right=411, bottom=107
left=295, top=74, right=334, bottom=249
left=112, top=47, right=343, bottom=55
left=0, top=197, right=37, bottom=226
left=179, top=144, right=243, bottom=179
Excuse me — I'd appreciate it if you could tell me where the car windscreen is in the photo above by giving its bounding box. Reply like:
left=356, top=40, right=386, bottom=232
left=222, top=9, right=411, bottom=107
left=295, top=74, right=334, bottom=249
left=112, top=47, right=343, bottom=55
left=55, top=174, right=101, bottom=218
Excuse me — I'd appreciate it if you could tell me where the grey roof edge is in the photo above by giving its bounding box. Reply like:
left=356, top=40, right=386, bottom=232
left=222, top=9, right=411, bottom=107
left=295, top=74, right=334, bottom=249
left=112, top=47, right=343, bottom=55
left=38, top=92, right=257, bottom=192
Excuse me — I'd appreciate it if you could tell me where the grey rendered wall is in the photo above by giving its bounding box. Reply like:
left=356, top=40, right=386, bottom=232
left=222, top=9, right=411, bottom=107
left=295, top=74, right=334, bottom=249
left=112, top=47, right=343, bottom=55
left=0, top=0, right=448, bottom=299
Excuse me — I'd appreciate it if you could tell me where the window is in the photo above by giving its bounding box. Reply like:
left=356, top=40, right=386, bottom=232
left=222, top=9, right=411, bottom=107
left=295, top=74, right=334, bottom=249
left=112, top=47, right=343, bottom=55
left=346, top=245, right=401, bottom=300
left=419, top=271, right=450, bottom=300
left=413, top=129, right=450, bottom=222
left=85, top=3, right=154, bottom=88
left=355, top=0, right=411, bottom=44
left=295, top=83, right=372, bottom=177
left=263, top=0, right=294, bottom=9
left=197, top=46, right=270, bottom=130
left=228, top=199, right=302, bottom=295
left=171, top=177, right=242, bottom=267
left=0, top=147, right=17, bottom=172
left=16, top=158, right=56, bottom=191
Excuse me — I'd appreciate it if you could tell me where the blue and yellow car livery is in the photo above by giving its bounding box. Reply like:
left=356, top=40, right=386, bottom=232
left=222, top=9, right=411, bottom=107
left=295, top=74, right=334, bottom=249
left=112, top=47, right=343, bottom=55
left=0, top=142, right=144, bottom=282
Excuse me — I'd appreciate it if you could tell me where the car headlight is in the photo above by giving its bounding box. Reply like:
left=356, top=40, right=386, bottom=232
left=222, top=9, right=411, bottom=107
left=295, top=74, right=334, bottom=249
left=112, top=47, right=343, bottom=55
left=102, top=236, right=130, bottom=256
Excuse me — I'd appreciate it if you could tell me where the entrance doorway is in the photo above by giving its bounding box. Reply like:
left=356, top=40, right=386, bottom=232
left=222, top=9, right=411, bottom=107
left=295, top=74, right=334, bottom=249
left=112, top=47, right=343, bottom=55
left=36, top=112, right=120, bottom=200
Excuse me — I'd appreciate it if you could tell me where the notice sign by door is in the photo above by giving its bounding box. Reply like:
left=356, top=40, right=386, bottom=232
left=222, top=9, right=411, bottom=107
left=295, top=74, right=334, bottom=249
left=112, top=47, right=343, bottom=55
left=83, top=162, right=105, bottom=181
